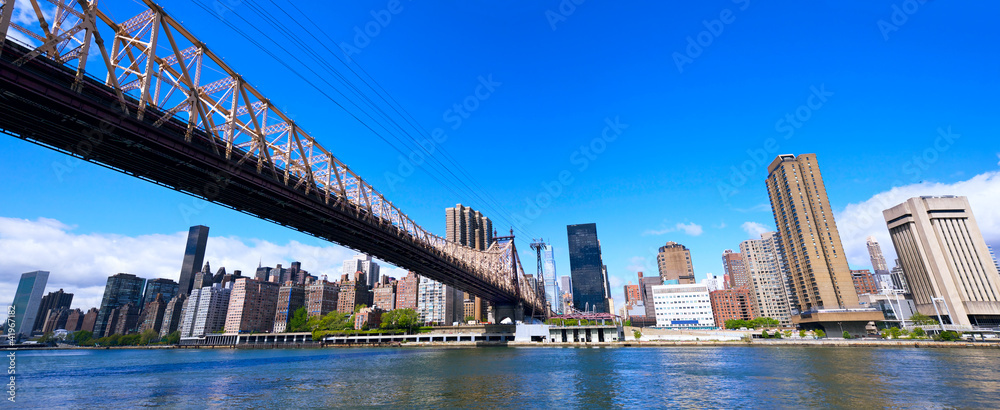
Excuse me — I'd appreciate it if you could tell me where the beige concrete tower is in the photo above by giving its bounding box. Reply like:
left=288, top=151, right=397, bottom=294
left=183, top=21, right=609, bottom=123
left=884, top=196, right=1000, bottom=327
left=766, top=154, right=882, bottom=329
left=657, top=242, right=695, bottom=284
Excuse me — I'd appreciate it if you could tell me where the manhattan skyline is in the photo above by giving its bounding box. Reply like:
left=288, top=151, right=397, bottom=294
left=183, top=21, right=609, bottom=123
left=2, top=0, right=999, bottom=311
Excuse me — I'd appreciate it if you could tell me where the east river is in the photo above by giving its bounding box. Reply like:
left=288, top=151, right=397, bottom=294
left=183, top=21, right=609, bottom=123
left=10, top=346, right=1000, bottom=408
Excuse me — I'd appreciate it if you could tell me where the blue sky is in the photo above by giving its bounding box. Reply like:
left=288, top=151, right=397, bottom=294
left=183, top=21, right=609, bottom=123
left=3, top=0, right=999, bottom=309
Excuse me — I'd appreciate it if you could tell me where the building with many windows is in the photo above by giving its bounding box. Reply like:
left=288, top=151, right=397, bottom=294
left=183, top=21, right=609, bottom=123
left=652, top=283, right=715, bottom=328
left=306, top=279, right=340, bottom=318
left=766, top=154, right=883, bottom=331
left=9, top=271, right=49, bottom=339
left=416, top=277, right=463, bottom=325
left=722, top=250, right=748, bottom=289
left=851, top=269, right=879, bottom=296
left=95, top=273, right=146, bottom=338
left=273, top=282, right=306, bottom=333
left=178, top=225, right=209, bottom=296
left=740, top=232, right=795, bottom=327
left=567, top=223, right=610, bottom=313
left=658, top=242, right=695, bottom=284
left=224, top=278, right=280, bottom=333
left=710, top=288, right=757, bottom=328
left=395, top=272, right=420, bottom=310
left=884, top=196, right=1000, bottom=327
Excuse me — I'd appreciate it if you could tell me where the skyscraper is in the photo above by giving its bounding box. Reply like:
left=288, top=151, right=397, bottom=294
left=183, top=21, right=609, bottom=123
left=34, top=288, right=73, bottom=333
left=273, top=282, right=306, bottom=333
left=766, top=154, right=882, bottom=330
left=178, top=225, right=210, bottom=296
left=884, top=196, right=1000, bottom=327
left=159, top=293, right=186, bottom=338
left=9, top=271, right=49, bottom=338
left=343, top=254, right=381, bottom=289
left=224, top=278, right=280, bottom=333
left=142, top=278, right=179, bottom=309
left=446, top=203, right=494, bottom=251
left=567, top=223, right=609, bottom=313
left=721, top=250, right=748, bottom=289
left=657, top=242, right=695, bottom=284
left=416, top=277, right=464, bottom=325
left=394, top=272, right=420, bottom=311
left=740, top=232, right=795, bottom=327
left=867, top=236, right=889, bottom=272
left=542, top=245, right=561, bottom=315
left=94, top=273, right=146, bottom=338
left=559, top=276, right=573, bottom=297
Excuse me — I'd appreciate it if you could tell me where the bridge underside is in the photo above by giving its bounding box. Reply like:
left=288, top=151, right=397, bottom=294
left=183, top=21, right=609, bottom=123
left=0, top=42, right=538, bottom=313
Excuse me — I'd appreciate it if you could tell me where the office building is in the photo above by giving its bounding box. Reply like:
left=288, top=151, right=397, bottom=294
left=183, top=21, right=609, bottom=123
left=224, top=278, right=280, bottom=333
left=395, top=272, right=420, bottom=310
left=142, top=279, right=179, bottom=309
left=343, top=254, right=381, bottom=289
left=138, top=293, right=168, bottom=334
left=446, top=203, right=494, bottom=251
left=34, top=288, right=73, bottom=333
left=889, top=261, right=910, bottom=294
left=867, top=236, right=889, bottom=272
left=710, top=288, right=758, bottom=328
left=858, top=293, right=916, bottom=326
left=543, top=245, right=561, bottom=315
left=721, top=250, right=748, bottom=289
left=306, top=279, right=340, bottom=318
left=701, top=273, right=727, bottom=292
left=567, top=223, right=610, bottom=313
left=638, top=271, right=662, bottom=320
left=9, top=271, right=49, bottom=338
left=178, top=225, right=210, bottom=296
left=95, top=273, right=146, bottom=338
left=559, top=276, right=573, bottom=297
left=851, top=269, right=879, bottom=296
left=740, top=232, right=795, bottom=327
left=159, top=294, right=186, bottom=337
left=884, top=196, right=1000, bottom=327
left=416, top=277, right=463, bottom=325
left=273, top=282, right=306, bottom=333
left=766, top=154, right=882, bottom=330
left=109, top=302, right=140, bottom=335
left=657, top=242, right=695, bottom=284
left=651, top=283, right=715, bottom=328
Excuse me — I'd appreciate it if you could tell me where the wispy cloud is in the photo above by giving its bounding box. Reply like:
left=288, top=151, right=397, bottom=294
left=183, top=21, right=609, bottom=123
left=741, top=221, right=771, bottom=238
left=733, top=203, right=771, bottom=213
left=836, top=171, right=1000, bottom=270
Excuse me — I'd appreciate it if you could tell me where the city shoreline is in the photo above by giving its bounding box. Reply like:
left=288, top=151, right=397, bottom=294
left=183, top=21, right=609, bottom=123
left=6, top=339, right=999, bottom=351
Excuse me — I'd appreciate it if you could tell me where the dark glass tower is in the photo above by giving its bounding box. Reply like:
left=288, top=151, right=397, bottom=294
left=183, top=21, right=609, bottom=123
left=142, top=278, right=179, bottom=308
left=567, top=223, right=609, bottom=313
left=94, top=273, right=146, bottom=337
left=178, top=225, right=210, bottom=295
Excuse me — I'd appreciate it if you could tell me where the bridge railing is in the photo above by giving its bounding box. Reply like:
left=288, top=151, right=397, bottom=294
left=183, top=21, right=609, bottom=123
left=0, top=0, right=545, bottom=312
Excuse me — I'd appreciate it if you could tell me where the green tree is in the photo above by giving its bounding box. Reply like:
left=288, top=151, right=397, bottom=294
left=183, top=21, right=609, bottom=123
left=139, top=329, right=160, bottom=345
left=725, top=319, right=751, bottom=329
left=354, top=304, right=368, bottom=314
left=889, top=327, right=903, bottom=339
left=783, top=330, right=792, bottom=338
left=842, top=331, right=852, bottom=339
left=814, top=329, right=826, bottom=338
left=72, top=330, right=94, bottom=345
left=909, top=312, right=938, bottom=326
left=464, top=316, right=476, bottom=323
left=633, top=329, right=642, bottom=340
left=912, top=327, right=926, bottom=337
left=761, top=330, right=769, bottom=339
left=380, top=308, right=420, bottom=331
left=935, top=331, right=962, bottom=341
left=166, top=330, right=181, bottom=345
left=799, top=330, right=806, bottom=338
left=287, top=307, right=309, bottom=332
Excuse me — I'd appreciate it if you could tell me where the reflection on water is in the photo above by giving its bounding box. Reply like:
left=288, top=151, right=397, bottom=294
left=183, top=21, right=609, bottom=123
left=13, top=346, right=1000, bottom=408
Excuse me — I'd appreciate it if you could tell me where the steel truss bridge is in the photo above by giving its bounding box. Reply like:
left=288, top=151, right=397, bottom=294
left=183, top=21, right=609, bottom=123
left=0, top=0, right=545, bottom=318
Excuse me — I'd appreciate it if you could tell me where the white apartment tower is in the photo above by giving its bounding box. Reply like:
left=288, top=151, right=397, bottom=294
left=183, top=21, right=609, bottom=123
left=740, top=232, right=795, bottom=327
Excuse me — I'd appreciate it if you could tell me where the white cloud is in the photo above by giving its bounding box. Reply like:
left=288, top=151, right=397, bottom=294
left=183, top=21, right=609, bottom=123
left=0, top=217, right=389, bottom=311
left=642, top=222, right=703, bottom=237
left=836, top=171, right=1000, bottom=270
left=741, top=221, right=771, bottom=238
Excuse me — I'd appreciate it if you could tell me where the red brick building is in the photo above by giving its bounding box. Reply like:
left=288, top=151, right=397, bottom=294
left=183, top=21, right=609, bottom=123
left=624, top=283, right=641, bottom=306
left=851, top=269, right=879, bottom=295
left=709, top=287, right=757, bottom=328
left=395, top=271, right=420, bottom=310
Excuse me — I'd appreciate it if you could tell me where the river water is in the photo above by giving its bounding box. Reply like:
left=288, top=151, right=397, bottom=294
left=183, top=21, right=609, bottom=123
left=10, top=346, right=1000, bottom=408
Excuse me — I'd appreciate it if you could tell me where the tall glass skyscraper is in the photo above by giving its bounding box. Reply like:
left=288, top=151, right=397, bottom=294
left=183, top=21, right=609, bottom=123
left=9, top=271, right=49, bottom=338
left=94, top=273, right=146, bottom=337
left=567, top=223, right=609, bottom=313
left=178, top=225, right=210, bottom=296
left=542, top=245, right=561, bottom=314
